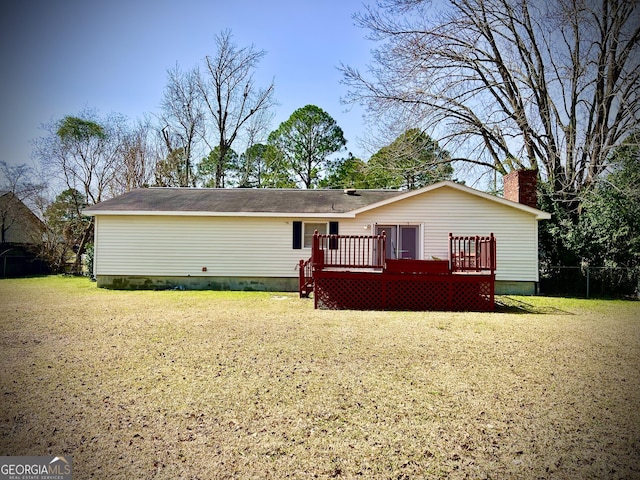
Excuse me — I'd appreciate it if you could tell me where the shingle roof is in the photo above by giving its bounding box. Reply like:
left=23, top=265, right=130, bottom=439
left=83, top=187, right=406, bottom=215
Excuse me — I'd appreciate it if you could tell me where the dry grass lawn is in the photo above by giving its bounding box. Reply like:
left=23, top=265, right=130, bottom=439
left=1, top=276, right=639, bottom=479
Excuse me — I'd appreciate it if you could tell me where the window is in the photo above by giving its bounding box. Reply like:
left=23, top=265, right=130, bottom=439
left=292, top=221, right=338, bottom=250
left=303, top=222, right=327, bottom=248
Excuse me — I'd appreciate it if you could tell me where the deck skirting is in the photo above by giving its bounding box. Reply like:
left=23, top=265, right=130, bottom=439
left=314, top=270, right=495, bottom=311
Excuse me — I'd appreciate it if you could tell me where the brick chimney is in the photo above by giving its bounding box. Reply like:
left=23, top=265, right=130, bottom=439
left=503, top=169, right=538, bottom=209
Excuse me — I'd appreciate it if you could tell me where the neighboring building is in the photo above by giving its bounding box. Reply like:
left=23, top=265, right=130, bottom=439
left=0, top=191, right=47, bottom=277
left=84, top=173, right=551, bottom=295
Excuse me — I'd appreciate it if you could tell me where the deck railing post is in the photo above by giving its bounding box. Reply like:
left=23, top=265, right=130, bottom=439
left=448, top=233, right=453, bottom=271
left=461, top=237, right=465, bottom=270
left=312, top=230, right=322, bottom=270
left=378, top=231, right=386, bottom=268
left=490, top=233, right=496, bottom=273
left=298, top=259, right=304, bottom=297
left=383, top=231, right=387, bottom=267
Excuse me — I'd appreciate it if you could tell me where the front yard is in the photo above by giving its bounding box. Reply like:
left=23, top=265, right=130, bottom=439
left=1, top=276, right=639, bottom=478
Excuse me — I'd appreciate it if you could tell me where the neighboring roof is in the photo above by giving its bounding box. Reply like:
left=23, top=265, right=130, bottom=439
left=0, top=190, right=46, bottom=235
left=83, top=182, right=552, bottom=220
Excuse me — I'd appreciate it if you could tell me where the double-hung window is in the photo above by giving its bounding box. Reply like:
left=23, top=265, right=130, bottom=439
left=303, top=222, right=327, bottom=248
left=293, top=221, right=338, bottom=250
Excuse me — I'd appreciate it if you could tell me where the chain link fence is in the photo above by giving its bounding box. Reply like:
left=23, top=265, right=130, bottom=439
left=540, top=266, right=639, bottom=299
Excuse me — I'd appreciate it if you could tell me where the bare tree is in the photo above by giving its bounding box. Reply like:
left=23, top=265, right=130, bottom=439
left=34, top=108, right=127, bottom=206
left=159, top=65, right=204, bottom=187
left=199, top=29, right=276, bottom=188
left=342, top=0, right=640, bottom=205
left=33, top=108, right=127, bottom=272
left=0, top=162, right=43, bottom=207
left=237, top=105, right=274, bottom=187
left=112, top=117, right=159, bottom=194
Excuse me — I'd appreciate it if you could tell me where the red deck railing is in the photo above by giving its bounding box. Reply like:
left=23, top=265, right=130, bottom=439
left=313, top=231, right=386, bottom=270
left=298, top=257, right=314, bottom=298
left=449, top=233, right=496, bottom=273
left=299, top=231, right=385, bottom=298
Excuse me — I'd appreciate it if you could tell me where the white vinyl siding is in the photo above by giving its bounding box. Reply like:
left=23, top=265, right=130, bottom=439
left=339, top=186, right=541, bottom=282
left=95, top=215, right=309, bottom=278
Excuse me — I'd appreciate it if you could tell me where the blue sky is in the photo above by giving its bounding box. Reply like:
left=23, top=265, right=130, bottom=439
left=0, top=0, right=374, bottom=168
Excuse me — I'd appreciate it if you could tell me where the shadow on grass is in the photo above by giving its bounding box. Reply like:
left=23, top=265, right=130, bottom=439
left=495, top=296, right=574, bottom=315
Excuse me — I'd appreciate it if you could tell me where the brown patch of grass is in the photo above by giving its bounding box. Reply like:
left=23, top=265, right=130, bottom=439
left=1, top=276, right=639, bottom=478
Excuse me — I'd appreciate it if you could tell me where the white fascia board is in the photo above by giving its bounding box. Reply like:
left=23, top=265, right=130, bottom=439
left=83, top=210, right=356, bottom=219
left=348, top=181, right=552, bottom=220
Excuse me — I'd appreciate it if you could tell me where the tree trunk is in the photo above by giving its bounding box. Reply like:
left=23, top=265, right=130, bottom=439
left=72, top=218, right=94, bottom=275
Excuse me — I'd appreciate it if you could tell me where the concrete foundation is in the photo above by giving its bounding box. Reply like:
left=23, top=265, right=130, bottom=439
left=97, top=276, right=538, bottom=296
left=495, top=280, right=536, bottom=295
left=96, top=275, right=298, bottom=292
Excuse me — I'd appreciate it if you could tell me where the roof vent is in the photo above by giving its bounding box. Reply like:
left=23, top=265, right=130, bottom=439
left=344, top=188, right=357, bottom=196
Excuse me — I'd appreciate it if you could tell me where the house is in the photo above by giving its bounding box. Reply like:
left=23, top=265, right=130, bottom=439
left=83, top=170, right=551, bottom=295
left=0, top=191, right=47, bottom=277
left=1, top=191, right=44, bottom=244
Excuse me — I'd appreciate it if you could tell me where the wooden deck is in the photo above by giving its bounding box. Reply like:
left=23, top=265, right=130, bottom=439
left=300, top=232, right=496, bottom=312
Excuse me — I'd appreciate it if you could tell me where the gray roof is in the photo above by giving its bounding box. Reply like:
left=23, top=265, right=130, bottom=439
left=84, top=187, right=406, bottom=215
